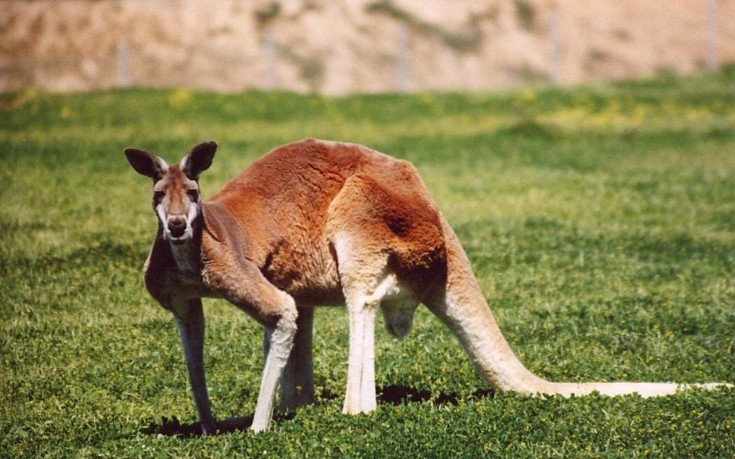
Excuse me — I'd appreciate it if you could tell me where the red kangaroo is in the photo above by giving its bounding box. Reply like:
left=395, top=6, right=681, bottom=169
left=125, top=139, right=729, bottom=433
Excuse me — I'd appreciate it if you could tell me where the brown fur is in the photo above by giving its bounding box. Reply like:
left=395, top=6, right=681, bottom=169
left=200, top=139, right=446, bottom=311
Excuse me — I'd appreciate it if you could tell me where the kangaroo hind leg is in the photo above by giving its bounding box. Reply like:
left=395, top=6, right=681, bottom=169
left=328, top=173, right=428, bottom=414
left=279, top=307, right=315, bottom=412
left=332, top=232, right=414, bottom=415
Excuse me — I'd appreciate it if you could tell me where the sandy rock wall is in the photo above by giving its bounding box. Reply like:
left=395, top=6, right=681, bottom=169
left=2, top=0, right=733, bottom=94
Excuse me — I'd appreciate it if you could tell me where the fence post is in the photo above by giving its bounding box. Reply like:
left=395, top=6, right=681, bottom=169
left=706, top=0, right=717, bottom=70
left=264, top=29, right=276, bottom=91
left=548, top=10, right=561, bottom=85
left=117, top=40, right=129, bottom=87
left=397, top=22, right=410, bottom=92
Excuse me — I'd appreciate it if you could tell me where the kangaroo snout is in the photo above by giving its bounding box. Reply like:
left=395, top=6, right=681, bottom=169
left=167, top=216, right=188, bottom=238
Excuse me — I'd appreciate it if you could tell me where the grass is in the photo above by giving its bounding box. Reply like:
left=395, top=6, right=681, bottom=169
left=2, top=67, right=735, bottom=457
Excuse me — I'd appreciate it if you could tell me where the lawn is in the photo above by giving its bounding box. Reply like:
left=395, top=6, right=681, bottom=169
left=2, top=68, right=735, bottom=457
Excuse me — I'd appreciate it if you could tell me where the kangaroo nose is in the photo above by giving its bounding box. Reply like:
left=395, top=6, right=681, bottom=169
left=168, top=216, right=187, bottom=238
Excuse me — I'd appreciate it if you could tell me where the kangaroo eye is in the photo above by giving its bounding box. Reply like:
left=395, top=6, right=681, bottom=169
left=187, top=189, right=200, bottom=201
left=153, top=191, right=164, bottom=205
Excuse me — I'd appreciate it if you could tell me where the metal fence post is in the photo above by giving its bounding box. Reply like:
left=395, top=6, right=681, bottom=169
left=117, top=40, right=129, bottom=87
left=397, top=22, right=410, bottom=92
left=706, top=0, right=717, bottom=70
left=264, top=29, right=276, bottom=91
left=549, top=10, right=561, bottom=85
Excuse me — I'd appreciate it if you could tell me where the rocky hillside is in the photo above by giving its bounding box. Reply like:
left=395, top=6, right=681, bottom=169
left=2, top=0, right=734, bottom=94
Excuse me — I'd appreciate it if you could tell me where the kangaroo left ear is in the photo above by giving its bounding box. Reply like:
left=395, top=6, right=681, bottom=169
left=125, top=148, right=168, bottom=182
left=182, top=141, right=217, bottom=180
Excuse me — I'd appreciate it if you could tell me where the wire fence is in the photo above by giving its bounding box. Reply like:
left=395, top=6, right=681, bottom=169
left=0, top=0, right=726, bottom=94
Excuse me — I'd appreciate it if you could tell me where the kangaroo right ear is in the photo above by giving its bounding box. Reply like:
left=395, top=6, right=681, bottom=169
left=124, top=148, right=168, bottom=181
left=182, top=141, right=217, bottom=180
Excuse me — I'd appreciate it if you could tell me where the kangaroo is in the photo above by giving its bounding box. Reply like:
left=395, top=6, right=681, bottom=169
left=125, top=138, right=729, bottom=433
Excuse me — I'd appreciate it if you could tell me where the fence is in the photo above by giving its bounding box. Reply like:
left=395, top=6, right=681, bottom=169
left=0, top=0, right=727, bottom=94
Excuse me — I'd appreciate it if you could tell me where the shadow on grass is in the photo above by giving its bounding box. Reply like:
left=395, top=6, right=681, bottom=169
left=141, top=385, right=495, bottom=437
left=378, top=384, right=495, bottom=406
left=140, top=415, right=255, bottom=438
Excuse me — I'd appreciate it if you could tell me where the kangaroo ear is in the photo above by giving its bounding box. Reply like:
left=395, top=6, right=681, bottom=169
left=124, top=148, right=168, bottom=181
left=182, top=141, right=217, bottom=180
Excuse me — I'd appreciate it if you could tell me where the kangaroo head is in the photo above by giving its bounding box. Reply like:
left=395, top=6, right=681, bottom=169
left=125, top=141, right=216, bottom=245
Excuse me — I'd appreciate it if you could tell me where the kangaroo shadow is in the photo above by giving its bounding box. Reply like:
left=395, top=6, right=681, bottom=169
left=140, top=415, right=255, bottom=438
left=141, top=385, right=495, bottom=437
left=378, top=384, right=495, bottom=406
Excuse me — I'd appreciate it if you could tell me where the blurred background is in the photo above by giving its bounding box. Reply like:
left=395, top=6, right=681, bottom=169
left=2, top=0, right=734, bottom=95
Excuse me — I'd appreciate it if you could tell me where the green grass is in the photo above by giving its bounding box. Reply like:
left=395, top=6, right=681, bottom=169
left=2, top=68, right=735, bottom=457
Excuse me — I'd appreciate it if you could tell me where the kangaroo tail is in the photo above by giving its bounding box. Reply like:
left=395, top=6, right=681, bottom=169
left=426, top=217, right=731, bottom=397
